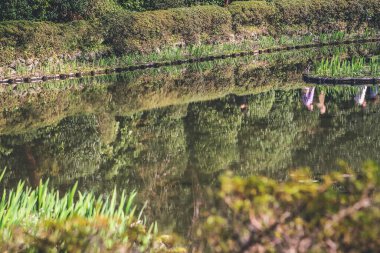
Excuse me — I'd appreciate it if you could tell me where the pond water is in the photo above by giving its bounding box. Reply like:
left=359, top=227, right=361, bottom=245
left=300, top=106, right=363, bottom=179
left=0, top=43, right=380, bottom=236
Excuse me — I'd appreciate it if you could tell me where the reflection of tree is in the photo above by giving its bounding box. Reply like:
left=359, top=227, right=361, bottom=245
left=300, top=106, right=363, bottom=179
left=0, top=115, right=103, bottom=186
left=186, top=95, right=242, bottom=175
left=292, top=88, right=380, bottom=174
left=102, top=104, right=190, bottom=233
left=24, top=145, right=42, bottom=187
left=238, top=90, right=319, bottom=178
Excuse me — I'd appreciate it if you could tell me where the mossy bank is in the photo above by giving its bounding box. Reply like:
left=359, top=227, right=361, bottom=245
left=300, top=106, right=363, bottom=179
left=1, top=0, right=380, bottom=68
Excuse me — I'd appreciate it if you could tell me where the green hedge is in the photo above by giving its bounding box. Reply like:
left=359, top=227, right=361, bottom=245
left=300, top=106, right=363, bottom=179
left=103, top=5, right=232, bottom=54
left=0, top=0, right=250, bottom=21
left=105, top=0, right=380, bottom=54
left=1, top=0, right=380, bottom=63
left=228, top=1, right=276, bottom=28
left=0, top=20, right=104, bottom=64
left=0, top=0, right=120, bottom=21
left=229, top=0, right=380, bottom=33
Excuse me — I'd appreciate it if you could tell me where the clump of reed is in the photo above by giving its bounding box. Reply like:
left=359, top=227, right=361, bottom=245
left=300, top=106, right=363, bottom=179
left=0, top=169, right=185, bottom=252
left=0, top=168, right=141, bottom=229
left=314, top=56, right=380, bottom=77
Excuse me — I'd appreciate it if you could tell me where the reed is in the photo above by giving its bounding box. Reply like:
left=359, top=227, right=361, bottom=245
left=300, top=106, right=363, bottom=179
left=314, top=56, right=380, bottom=78
left=0, top=169, right=144, bottom=232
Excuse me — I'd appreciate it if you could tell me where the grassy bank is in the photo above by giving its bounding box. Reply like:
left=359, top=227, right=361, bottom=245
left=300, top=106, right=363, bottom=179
left=1, top=31, right=379, bottom=80
left=1, top=0, right=380, bottom=73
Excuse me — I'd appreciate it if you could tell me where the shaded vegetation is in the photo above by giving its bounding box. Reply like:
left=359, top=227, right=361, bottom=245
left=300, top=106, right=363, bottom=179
left=0, top=171, right=185, bottom=252
left=1, top=162, right=379, bottom=252
left=196, top=162, right=380, bottom=252
left=1, top=44, right=380, bottom=237
left=2, top=83, right=380, bottom=235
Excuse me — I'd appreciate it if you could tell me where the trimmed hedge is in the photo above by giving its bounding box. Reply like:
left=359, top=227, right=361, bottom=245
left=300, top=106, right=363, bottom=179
left=228, top=1, right=276, bottom=28
left=104, top=0, right=380, bottom=53
left=0, top=0, right=242, bottom=21
left=0, top=0, right=120, bottom=22
left=229, top=0, right=380, bottom=34
left=103, top=5, right=232, bottom=54
left=0, top=20, right=104, bottom=64
left=1, top=0, right=380, bottom=64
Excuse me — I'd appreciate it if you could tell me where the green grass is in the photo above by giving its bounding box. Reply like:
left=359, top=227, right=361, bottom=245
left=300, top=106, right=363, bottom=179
left=0, top=168, right=187, bottom=251
left=314, top=56, right=380, bottom=78
left=0, top=169, right=158, bottom=246
left=0, top=169, right=142, bottom=229
left=1, top=30, right=378, bottom=79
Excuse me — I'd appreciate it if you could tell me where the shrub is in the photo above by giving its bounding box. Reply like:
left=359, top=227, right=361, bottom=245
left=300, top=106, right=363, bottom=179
left=229, top=0, right=380, bottom=34
left=271, top=0, right=380, bottom=32
left=0, top=0, right=119, bottom=22
left=196, top=162, right=380, bottom=252
left=117, top=0, right=146, bottom=11
left=228, top=1, right=277, bottom=28
left=103, top=6, right=232, bottom=54
left=145, top=0, right=187, bottom=9
left=0, top=20, right=104, bottom=64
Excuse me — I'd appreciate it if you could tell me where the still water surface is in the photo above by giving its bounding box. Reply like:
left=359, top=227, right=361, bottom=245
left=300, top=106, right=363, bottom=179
left=0, top=43, right=380, bottom=235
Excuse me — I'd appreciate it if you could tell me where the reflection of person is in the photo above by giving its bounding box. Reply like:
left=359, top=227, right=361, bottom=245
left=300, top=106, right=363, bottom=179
left=354, top=86, right=368, bottom=108
left=224, top=0, right=232, bottom=5
left=302, top=87, right=315, bottom=111
left=369, top=86, right=379, bottom=102
left=236, top=95, right=249, bottom=113
left=235, top=96, right=248, bottom=113
left=316, top=91, right=327, bottom=114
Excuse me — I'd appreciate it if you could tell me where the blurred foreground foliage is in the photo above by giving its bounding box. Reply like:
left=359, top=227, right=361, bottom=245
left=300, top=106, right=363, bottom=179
left=0, top=171, right=185, bottom=252
left=196, top=161, right=380, bottom=252
left=1, top=162, right=380, bottom=252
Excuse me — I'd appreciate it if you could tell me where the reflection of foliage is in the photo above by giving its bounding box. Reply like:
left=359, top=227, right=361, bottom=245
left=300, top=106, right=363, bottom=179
left=245, top=90, right=275, bottom=121
left=294, top=87, right=380, bottom=173
left=197, top=163, right=380, bottom=252
left=103, top=105, right=190, bottom=231
left=0, top=43, right=378, bottom=135
left=0, top=115, right=102, bottom=184
left=238, top=90, right=319, bottom=178
left=186, top=95, right=242, bottom=174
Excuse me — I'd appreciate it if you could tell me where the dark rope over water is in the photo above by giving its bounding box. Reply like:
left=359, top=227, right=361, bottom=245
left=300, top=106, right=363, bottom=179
left=303, top=74, right=380, bottom=85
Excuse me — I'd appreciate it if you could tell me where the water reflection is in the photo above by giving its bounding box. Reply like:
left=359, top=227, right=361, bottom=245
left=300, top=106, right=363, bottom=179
left=237, top=96, right=249, bottom=113
left=369, top=86, right=379, bottom=101
left=354, top=86, right=368, bottom=107
left=317, top=91, right=326, bottom=114
left=301, top=87, right=327, bottom=114
left=302, top=87, right=315, bottom=111
left=1, top=43, right=380, bottom=237
left=1, top=85, right=380, bottom=235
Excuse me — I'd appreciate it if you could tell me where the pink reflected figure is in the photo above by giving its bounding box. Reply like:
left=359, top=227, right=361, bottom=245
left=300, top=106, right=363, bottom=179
left=354, top=86, right=368, bottom=108
left=302, top=87, right=315, bottom=111
left=316, top=91, right=326, bottom=115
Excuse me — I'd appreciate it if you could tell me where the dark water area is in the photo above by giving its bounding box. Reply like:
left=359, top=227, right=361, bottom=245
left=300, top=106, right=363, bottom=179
left=0, top=43, right=380, bottom=236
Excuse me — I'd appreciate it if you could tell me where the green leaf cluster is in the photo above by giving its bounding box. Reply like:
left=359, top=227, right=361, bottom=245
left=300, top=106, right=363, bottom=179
left=196, top=162, right=380, bottom=252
